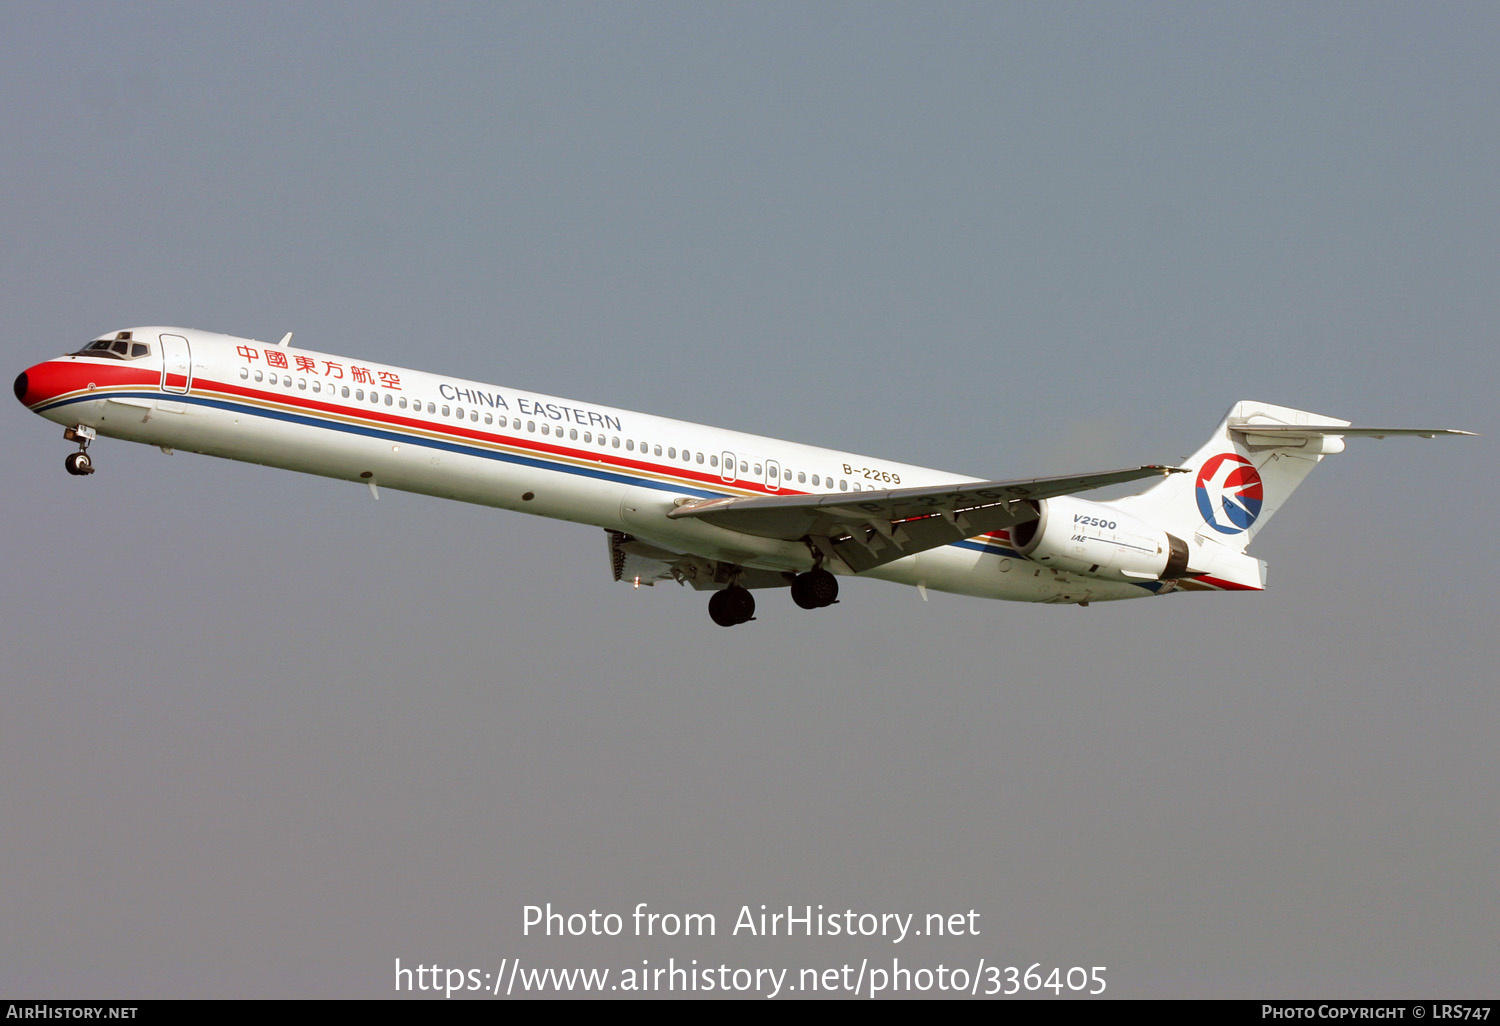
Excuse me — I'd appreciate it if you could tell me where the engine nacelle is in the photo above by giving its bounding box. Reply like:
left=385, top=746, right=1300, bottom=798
left=1010, top=496, right=1189, bottom=582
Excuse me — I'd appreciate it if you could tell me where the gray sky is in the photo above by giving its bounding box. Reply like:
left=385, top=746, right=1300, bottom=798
left=2, top=1, right=1495, bottom=999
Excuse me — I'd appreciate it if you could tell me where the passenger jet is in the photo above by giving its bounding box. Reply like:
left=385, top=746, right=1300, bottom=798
left=14, top=327, right=1472, bottom=625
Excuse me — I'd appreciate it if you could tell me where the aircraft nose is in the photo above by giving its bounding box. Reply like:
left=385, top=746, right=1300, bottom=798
left=13, top=370, right=29, bottom=405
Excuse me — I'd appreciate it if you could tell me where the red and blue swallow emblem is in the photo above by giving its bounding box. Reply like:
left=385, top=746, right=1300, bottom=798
left=1196, top=453, right=1263, bottom=534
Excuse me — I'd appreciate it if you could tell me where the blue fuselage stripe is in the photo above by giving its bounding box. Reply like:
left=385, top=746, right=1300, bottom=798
left=41, top=390, right=728, bottom=500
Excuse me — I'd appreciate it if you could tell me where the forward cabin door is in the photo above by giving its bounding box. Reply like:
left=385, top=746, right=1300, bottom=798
left=160, top=333, right=192, bottom=394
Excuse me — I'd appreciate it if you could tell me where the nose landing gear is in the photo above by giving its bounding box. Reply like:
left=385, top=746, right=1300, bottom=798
left=63, top=425, right=96, bottom=476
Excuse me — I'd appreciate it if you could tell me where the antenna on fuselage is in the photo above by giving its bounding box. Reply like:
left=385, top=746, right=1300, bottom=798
left=277, top=332, right=292, bottom=347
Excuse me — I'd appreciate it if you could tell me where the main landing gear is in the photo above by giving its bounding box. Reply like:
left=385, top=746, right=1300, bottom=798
left=708, top=585, right=756, bottom=627
left=706, top=569, right=840, bottom=626
left=63, top=425, right=96, bottom=476
left=790, top=568, right=839, bottom=610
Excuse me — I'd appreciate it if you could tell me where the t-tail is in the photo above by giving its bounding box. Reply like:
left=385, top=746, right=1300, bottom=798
left=1102, top=400, right=1474, bottom=592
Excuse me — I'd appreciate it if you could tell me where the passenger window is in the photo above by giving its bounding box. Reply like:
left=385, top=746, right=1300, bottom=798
left=839, top=479, right=847, bottom=491
left=611, top=437, right=620, bottom=448
left=754, top=464, right=762, bottom=476
left=442, top=405, right=450, bottom=417
left=798, top=472, right=806, bottom=484
left=541, top=423, right=550, bottom=435
left=812, top=474, right=820, bottom=486
left=653, top=445, right=662, bottom=456
left=626, top=439, right=634, bottom=451
left=710, top=455, right=718, bottom=467
left=570, top=428, right=577, bottom=440
left=254, top=370, right=264, bottom=382
left=483, top=412, right=491, bottom=424
left=695, top=452, right=704, bottom=464
left=386, top=394, right=394, bottom=406
left=583, top=431, right=591, bottom=443
left=342, top=386, right=350, bottom=398
left=239, top=367, right=249, bottom=379
left=739, top=461, right=747, bottom=473
left=399, top=397, right=407, bottom=409
left=312, top=381, right=321, bottom=393
left=456, top=407, right=463, bottom=418
left=498, top=415, right=507, bottom=427
left=528, top=421, right=536, bottom=432
left=668, top=447, right=676, bottom=459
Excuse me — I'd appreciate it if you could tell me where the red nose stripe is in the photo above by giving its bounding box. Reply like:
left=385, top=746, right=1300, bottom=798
left=18, top=360, right=161, bottom=406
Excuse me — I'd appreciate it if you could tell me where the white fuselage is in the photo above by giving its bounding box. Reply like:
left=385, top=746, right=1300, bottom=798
left=22, top=327, right=1157, bottom=606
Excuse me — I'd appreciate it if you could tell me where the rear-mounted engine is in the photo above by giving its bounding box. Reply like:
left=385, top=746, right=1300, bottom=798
left=1010, top=496, right=1189, bottom=582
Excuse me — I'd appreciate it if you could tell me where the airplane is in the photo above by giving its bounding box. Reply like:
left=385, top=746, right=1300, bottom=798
left=14, top=327, right=1474, bottom=625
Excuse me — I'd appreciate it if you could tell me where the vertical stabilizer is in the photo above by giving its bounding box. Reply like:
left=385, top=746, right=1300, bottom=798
left=1112, top=401, right=1350, bottom=556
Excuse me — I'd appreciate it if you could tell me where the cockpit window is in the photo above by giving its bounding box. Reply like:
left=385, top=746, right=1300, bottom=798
left=75, top=333, right=152, bottom=361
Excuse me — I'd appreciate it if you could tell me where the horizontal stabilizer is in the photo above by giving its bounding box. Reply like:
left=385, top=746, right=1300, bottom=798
left=1229, top=422, right=1476, bottom=440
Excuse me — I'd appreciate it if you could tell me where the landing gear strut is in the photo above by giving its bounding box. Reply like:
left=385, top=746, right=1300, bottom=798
left=708, top=585, right=756, bottom=627
left=63, top=425, right=96, bottom=476
left=790, top=568, right=838, bottom=609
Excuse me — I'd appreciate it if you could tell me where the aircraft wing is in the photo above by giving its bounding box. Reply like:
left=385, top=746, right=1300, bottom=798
left=666, top=465, right=1185, bottom=574
left=605, top=529, right=792, bottom=591
left=606, top=530, right=686, bottom=586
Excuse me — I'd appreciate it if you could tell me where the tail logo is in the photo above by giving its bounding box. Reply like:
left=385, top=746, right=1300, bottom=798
left=1196, top=453, right=1263, bottom=534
